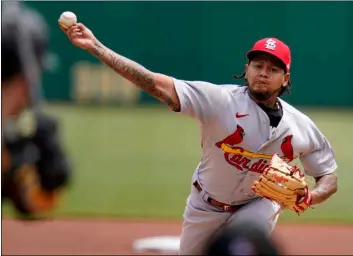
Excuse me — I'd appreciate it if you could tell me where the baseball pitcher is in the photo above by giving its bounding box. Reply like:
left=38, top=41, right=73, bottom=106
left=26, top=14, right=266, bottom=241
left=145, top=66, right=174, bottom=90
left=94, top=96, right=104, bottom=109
left=60, top=21, right=338, bottom=254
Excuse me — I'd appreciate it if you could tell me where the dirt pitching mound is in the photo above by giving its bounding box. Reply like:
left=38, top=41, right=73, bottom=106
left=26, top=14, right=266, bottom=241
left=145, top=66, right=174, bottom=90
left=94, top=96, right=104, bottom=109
left=2, top=218, right=352, bottom=255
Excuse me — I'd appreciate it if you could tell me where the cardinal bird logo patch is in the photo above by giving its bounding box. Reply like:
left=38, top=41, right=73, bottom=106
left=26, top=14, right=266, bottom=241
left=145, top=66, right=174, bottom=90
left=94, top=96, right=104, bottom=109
left=281, top=135, right=294, bottom=162
left=215, top=125, right=245, bottom=149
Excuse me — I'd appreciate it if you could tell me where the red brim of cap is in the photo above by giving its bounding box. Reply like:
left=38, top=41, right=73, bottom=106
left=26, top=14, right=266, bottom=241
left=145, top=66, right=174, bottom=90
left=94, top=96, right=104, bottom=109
left=246, top=49, right=288, bottom=72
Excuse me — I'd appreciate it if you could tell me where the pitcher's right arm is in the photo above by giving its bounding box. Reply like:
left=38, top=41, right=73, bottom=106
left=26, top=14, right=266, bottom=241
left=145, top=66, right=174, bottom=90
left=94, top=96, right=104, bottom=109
left=60, top=23, right=230, bottom=122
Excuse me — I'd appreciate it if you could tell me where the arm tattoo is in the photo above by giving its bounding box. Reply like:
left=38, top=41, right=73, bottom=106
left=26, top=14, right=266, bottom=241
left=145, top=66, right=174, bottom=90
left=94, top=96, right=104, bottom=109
left=310, top=174, right=338, bottom=205
left=106, top=51, right=155, bottom=91
left=89, top=41, right=178, bottom=110
left=91, top=42, right=105, bottom=58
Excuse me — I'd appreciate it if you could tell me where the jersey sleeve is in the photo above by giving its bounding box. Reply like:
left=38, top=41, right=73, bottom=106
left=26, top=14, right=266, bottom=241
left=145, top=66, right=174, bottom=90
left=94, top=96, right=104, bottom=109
left=172, top=78, right=230, bottom=123
left=300, top=123, right=337, bottom=177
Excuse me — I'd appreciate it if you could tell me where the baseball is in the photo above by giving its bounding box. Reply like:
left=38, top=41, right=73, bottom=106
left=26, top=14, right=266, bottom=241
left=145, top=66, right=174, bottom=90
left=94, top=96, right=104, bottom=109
left=58, top=11, right=77, bottom=28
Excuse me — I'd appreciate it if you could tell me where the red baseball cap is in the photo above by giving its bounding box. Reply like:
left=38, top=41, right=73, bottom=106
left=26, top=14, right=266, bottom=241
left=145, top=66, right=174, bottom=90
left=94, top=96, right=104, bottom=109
left=247, top=38, right=291, bottom=72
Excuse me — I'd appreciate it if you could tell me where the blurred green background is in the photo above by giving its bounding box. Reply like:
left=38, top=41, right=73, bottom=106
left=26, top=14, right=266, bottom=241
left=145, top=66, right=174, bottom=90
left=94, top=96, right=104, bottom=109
left=4, top=1, right=352, bottom=225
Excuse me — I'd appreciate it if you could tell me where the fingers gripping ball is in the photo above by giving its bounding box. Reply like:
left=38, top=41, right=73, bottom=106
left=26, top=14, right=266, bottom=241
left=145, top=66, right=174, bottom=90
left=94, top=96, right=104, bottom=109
left=58, top=11, right=77, bottom=29
left=251, top=154, right=312, bottom=214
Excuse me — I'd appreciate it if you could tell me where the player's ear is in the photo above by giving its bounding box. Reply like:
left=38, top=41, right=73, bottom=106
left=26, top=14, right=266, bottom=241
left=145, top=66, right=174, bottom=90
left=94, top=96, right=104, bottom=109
left=283, top=72, right=290, bottom=87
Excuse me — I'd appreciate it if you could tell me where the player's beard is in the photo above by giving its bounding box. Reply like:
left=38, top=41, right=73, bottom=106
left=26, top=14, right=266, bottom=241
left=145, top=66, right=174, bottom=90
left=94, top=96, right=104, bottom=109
left=248, top=86, right=282, bottom=102
left=248, top=87, right=272, bottom=102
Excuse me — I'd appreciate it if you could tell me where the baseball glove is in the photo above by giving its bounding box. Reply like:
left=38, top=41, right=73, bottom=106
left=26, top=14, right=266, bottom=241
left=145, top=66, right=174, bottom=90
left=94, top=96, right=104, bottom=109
left=251, top=154, right=312, bottom=216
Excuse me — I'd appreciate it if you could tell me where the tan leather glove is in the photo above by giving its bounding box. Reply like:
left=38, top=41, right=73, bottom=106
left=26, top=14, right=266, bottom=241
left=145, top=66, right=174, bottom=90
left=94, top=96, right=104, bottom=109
left=251, top=154, right=312, bottom=215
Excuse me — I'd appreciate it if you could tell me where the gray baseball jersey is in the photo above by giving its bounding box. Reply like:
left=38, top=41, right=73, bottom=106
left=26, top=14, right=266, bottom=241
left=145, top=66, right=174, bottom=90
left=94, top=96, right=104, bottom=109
left=172, top=78, right=338, bottom=254
left=173, top=78, right=337, bottom=203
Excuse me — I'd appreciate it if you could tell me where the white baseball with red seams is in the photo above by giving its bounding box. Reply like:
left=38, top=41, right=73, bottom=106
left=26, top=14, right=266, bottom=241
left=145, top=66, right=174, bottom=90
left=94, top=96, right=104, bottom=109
left=58, top=11, right=77, bottom=29
left=171, top=38, right=337, bottom=255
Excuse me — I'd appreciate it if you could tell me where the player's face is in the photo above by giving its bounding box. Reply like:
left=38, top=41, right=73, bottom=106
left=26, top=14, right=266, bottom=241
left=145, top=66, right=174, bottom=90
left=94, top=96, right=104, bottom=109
left=245, top=53, right=290, bottom=102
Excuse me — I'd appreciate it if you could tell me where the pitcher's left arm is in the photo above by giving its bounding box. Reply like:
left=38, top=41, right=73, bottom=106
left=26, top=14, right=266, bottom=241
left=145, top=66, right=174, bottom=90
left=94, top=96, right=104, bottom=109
left=300, top=120, right=338, bottom=206
left=310, top=173, right=338, bottom=205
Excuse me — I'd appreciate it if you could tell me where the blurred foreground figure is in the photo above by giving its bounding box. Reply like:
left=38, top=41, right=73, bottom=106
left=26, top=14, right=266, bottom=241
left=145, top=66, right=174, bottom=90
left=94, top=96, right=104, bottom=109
left=1, top=2, right=71, bottom=219
left=204, top=220, right=282, bottom=256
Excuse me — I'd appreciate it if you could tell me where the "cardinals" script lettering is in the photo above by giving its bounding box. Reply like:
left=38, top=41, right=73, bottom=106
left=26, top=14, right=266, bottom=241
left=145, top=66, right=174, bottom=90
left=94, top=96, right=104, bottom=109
left=224, top=153, right=269, bottom=173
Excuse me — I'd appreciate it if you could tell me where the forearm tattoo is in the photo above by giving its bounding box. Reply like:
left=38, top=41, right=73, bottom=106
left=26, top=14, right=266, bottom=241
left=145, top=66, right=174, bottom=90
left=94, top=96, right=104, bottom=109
left=311, top=174, right=338, bottom=205
left=90, top=41, right=178, bottom=110
left=91, top=41, right=105, bottom=58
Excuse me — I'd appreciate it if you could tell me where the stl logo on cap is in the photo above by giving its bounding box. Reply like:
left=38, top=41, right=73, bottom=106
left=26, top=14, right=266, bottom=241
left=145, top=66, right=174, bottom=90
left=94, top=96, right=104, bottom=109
left=247, top=37, right=292, bottom=72
left=264, top=39, right=276, bottom=51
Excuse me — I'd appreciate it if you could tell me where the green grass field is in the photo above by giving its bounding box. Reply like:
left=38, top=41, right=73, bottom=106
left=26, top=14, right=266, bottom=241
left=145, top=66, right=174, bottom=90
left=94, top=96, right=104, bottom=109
left=3, top=104, right=353, bottom=224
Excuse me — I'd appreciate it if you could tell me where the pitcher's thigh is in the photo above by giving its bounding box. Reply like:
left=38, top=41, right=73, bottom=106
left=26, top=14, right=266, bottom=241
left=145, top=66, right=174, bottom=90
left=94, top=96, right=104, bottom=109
left=179, top=197, right=230, bottom=255
left=227, top=198, right=281, bottom=234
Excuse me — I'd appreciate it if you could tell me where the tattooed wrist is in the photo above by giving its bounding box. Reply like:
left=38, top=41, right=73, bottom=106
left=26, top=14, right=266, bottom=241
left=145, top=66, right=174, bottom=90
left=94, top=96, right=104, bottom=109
left=90, top=41, right=105, bottom=59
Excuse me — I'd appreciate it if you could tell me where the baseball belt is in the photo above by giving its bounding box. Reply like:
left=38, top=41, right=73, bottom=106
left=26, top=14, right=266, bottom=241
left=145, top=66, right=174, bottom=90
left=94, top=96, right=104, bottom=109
left=193, top=181, right=247, bottom=213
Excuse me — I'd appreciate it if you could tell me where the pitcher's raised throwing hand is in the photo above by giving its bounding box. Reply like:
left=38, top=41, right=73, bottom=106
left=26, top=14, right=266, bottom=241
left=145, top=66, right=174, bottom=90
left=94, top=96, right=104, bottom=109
left=59, top=23, right=96, bottom=51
